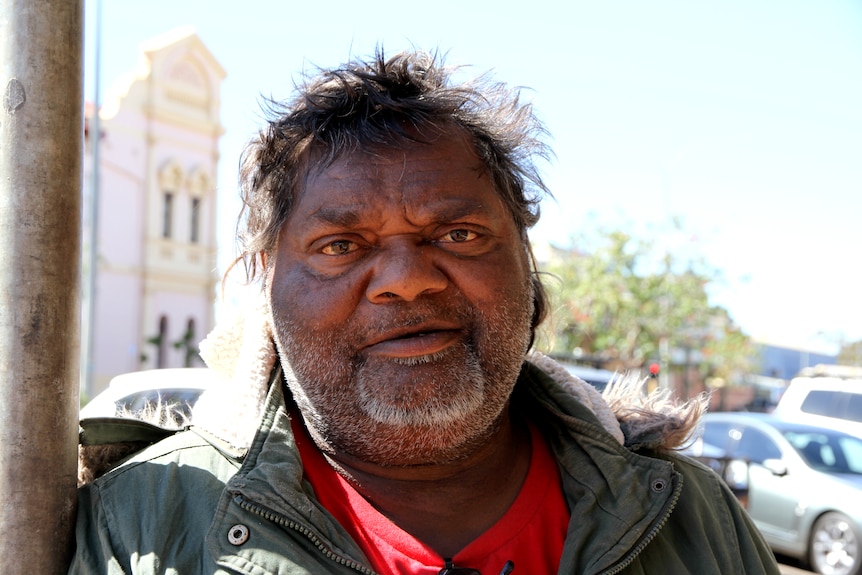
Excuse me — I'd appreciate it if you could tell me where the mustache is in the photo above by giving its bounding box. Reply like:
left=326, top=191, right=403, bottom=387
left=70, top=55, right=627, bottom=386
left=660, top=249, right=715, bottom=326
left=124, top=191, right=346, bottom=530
left=359, top=300, right=475, bottom=334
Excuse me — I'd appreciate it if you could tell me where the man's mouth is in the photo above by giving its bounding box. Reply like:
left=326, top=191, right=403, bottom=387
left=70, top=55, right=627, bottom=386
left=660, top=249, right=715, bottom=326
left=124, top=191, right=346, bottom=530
left=363, top=325, right=463, bottom=359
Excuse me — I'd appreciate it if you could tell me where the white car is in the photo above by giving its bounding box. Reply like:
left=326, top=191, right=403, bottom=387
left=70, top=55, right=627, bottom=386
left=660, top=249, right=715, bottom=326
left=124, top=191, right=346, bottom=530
left=560, top=363, right=616, bottom=391
left=80, top=368, right=217, bottom=427
left=773, top=369, right=862, bottom=437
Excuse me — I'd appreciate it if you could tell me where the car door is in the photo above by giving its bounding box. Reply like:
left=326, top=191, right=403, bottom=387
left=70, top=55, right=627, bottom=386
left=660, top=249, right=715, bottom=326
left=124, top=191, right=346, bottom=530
left=733, top=424, right=805, bottom=547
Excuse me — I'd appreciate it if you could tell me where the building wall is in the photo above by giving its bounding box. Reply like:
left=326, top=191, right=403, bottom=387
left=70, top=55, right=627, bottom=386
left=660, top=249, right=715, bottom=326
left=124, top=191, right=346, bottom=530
left=83, top=29, right=225, bottom=397
left=756, top=343, right=837, bottom=380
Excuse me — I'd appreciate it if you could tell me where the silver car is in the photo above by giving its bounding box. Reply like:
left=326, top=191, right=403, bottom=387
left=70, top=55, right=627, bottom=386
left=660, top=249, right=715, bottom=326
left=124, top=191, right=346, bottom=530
left=80, top=368, right=216, bottom=427
left=688, top=412, right=862, bottom=575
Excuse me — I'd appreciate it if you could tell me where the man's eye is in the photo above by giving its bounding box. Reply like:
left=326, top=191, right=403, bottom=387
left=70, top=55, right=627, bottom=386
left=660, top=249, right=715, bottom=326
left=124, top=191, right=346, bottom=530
left=442, top=229, right=477, bottom=243
left=320, top=240, right=356, bottom=255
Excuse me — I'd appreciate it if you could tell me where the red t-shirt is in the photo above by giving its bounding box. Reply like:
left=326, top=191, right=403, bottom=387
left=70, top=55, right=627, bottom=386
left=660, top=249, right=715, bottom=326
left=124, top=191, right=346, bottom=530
left=292, top=414, right=570, bottom=575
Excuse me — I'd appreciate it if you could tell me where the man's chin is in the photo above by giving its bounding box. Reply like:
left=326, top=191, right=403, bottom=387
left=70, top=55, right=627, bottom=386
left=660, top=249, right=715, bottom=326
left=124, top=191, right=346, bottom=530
left=355, top=352, right=487, bottom=426
left=359, top=389, right=485, bottom=427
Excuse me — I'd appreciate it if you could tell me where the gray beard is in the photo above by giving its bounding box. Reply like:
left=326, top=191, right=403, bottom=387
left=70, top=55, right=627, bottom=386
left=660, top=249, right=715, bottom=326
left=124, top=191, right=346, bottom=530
left=355, top=343, right=487, bottom=427
left=272, top=289, right=533, bottom=466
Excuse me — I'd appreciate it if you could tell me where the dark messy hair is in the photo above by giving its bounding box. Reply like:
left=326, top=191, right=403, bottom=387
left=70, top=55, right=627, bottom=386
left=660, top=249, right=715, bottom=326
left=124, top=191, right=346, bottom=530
left=234, top=48, right=553, bottom=338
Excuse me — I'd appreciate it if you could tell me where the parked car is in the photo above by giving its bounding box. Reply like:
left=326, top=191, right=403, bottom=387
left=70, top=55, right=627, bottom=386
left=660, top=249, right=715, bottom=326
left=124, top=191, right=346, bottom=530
left=773, top=372, right=862, bottom=437
left=687, top=412, right=862, bottom=575
left=79, top=368, right=217, bottom=427
left=560, top=363, right=616, bottom=391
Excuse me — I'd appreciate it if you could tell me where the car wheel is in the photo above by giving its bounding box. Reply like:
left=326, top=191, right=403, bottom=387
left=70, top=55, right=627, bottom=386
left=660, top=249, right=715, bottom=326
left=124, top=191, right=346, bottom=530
left=809, top=512, right=862, bottom=575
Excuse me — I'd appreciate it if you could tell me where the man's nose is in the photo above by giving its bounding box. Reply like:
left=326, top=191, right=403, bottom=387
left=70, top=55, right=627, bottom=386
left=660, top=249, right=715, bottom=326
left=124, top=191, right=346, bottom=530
left=365, top=241, right=448, bottom=303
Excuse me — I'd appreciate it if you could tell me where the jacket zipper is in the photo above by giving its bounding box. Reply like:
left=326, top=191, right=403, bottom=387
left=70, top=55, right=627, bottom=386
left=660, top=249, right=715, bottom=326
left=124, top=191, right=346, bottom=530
left=234, top=494, right=378, bottom=575
left=597, top=475, right=683, bottom=575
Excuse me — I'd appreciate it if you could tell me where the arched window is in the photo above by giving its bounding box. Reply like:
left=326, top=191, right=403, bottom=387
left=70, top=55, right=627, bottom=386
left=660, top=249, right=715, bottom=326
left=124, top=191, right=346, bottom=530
left=187, top=168, right=210, bottom=245
left=162, top=192, right=174, bottom=239
left=190, top=197, right=201, bottom=243
left=183, top=318, right=197, bottom=367
left=158, top=161, right=183, bottom=240
left=157, top=315, right=168, bottom=368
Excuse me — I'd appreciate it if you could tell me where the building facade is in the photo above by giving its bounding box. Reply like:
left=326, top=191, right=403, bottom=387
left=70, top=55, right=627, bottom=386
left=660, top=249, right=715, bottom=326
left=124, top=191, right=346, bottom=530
left=755, top=342, right=837, bottom=381
left=83, top=29, right=225, bottom=398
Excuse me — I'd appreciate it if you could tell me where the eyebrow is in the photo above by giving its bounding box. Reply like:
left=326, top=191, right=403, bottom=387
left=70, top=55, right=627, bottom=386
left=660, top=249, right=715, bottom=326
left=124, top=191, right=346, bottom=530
left=422, top=200, right=493, bottom=222
left=308, top=198, right=496, bottom=230
left=308, top=206, right=364, bottom=228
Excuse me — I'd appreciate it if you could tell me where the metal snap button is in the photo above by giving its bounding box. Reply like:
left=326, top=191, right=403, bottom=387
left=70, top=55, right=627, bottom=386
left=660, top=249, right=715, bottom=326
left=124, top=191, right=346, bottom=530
left=651, top=478, right=667, bottom=492
left=227, top=524, right=250, bottom=545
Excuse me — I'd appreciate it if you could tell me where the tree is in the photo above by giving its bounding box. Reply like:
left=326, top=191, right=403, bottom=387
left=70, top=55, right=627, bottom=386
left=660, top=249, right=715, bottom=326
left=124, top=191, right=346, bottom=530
left=838, top=339, right=862, bottom=367
left=173, top=324, right=201, bottom=368
left=535, top=222, right=755, bottom=394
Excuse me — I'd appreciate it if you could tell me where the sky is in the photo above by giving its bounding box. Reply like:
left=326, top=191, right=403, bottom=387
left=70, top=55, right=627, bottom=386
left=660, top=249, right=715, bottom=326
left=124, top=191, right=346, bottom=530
left=83, top=0, right=862, bottom=355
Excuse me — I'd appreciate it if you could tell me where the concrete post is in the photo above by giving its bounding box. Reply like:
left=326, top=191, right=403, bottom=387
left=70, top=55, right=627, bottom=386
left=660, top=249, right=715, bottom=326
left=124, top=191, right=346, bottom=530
left=0, top=1, right=84, bottom=572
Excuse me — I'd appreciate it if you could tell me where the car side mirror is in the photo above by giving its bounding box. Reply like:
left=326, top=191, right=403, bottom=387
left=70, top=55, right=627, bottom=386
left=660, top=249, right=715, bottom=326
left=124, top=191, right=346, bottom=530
left=761, top=458, right=788, bottom=477
left=723, top=459, right=750, bottom=491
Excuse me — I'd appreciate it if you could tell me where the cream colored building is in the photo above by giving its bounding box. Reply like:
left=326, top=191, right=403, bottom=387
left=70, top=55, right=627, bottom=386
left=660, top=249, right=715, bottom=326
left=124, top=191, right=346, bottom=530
left=83, top=29, right=225, bottom=398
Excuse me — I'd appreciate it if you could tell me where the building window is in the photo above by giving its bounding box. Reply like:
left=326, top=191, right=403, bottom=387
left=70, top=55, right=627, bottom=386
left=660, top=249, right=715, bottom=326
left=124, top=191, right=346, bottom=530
left=162, top=192, right=174, bottom=239
left=190, top=197, right=201, bottom=243
left=182, top=318, right=197, bottom=367
left=157, top=315, right=168, bottom=368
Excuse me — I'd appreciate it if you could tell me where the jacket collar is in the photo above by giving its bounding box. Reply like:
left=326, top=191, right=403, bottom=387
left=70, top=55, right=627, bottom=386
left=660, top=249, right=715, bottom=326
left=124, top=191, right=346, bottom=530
left=210, top=361, right=679, bottom=575
left=518, top=363, right=681, bottom=575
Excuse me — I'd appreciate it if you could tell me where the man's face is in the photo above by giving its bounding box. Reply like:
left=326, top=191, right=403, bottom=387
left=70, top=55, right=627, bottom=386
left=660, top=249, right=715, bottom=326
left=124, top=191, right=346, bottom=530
left=268, top=131, right=534, bottom=466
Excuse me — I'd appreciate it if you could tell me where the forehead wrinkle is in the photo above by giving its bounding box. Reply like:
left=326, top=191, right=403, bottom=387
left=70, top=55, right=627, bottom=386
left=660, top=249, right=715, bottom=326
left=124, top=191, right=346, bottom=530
left=308, top=205, right=364, bottom=228
left=403, top=197, right=500, bottom=227
left=300, top=137, right=505, bottom=231
left=309, top=197, right=499, bottom=232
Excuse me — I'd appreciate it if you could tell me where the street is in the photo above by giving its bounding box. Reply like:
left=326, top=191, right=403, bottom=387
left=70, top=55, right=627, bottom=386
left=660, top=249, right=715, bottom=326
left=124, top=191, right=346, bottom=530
left=779, top=564, right=812, bottom=575
left=777, top=555, right=814, bottom=574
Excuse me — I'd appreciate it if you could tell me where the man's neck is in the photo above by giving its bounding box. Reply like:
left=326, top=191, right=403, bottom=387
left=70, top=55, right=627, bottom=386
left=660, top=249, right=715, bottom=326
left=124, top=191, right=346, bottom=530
left=322, top=413, right=533, bottom=558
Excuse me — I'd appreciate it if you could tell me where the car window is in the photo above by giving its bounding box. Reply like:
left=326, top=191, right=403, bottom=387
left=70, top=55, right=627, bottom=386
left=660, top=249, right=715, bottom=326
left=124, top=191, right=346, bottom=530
left=839, top=437, right=862, bottom=473
left=735, top=427, right=782, bottom=463
left=785, top=431, right=862, bottom=474
left=785, top=432, right=835, bottom=470
left=799, top=390, right=834, bottom=416
left=562, top=364, right=614, bottom=391
left=116, top=388, right=204, bottom=425
left=847, top=393, right=862, bottom=423
left=800, top=390, right=862, bottom=423
left=702, top=422, right=734, bottom=452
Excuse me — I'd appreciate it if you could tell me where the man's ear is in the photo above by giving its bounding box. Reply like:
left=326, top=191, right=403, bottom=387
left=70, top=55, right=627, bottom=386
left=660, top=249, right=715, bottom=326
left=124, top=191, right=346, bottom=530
left=260, top=252, right=268, bottom=270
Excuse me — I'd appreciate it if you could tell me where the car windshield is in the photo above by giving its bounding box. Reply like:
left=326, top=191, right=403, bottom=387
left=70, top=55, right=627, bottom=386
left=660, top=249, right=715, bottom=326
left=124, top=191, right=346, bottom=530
left=782, top=429, right=862, bottom=475
left=115, top=388, right=205, bottom=426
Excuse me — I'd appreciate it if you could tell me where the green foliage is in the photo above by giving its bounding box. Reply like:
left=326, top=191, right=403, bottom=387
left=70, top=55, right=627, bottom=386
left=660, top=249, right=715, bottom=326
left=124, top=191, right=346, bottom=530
left=536, top=221, right=754, bottom=382
left=142, top=327, right=201, bottom=368
left=173, top=325, right=200, bottom=368
left=838, top=339, right=862, bottom=366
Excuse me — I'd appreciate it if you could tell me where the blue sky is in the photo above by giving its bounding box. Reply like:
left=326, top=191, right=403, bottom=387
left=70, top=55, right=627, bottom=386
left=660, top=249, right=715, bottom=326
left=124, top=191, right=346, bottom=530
left=84, top=0, right=862, bottom=354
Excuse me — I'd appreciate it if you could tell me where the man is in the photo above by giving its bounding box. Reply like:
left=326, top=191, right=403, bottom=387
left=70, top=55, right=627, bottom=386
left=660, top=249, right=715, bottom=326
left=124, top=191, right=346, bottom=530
left=71, top=50, right=780, bottom=574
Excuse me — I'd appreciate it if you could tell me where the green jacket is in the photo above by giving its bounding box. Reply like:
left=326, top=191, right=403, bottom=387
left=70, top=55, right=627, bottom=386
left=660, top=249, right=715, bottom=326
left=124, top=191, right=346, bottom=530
left=69, top=363, right=780, bottom=575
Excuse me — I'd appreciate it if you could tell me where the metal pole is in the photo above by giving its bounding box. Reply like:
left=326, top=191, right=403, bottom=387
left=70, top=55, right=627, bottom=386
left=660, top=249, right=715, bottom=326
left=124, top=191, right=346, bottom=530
left=0, top=1, right=84, bottom=572
left=81, top=0, right=102, bottom=401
